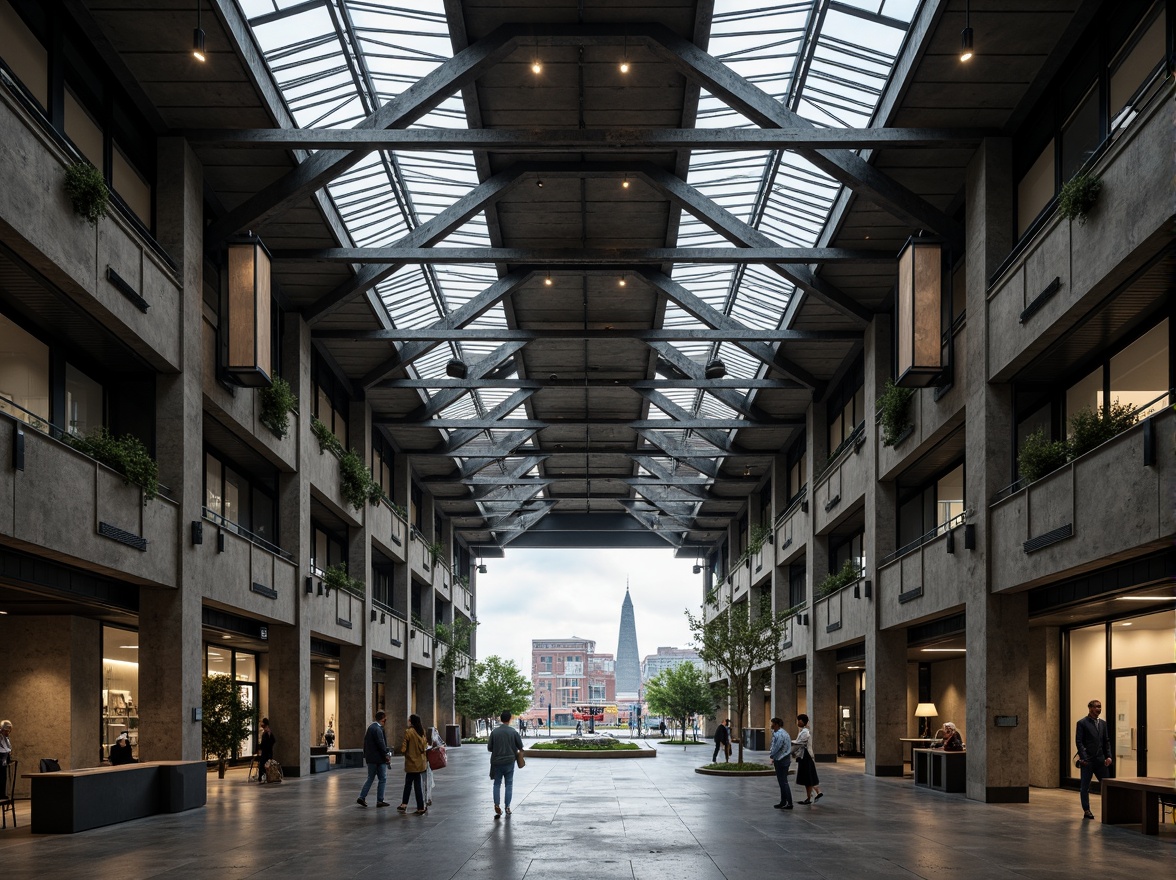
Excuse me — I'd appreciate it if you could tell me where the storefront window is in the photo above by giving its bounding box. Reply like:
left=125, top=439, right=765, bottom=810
left=64, top=363, right=103, bottom=436
left=1110, top=608, right=1175, bottom=668
left=1067, top=623, right=1106, bottom=780
left=102, top=626, right=139, bottom=762
left=0, top=312, right=50, bottom=426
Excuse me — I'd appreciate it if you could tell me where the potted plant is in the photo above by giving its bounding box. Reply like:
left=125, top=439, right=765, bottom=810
left=202, top=674, right=253, bottom=778
left=258, top=376, right=297, bottom=439
left=322, top=562, right=363, bottom=597
left=1066, top=400, right=1136, bottom=459
left=64, top=161, right=109, bottom=225
left=425, top=540, right=444, bottom=567
left=65, top=427, right=159, bottom=503
left=1057, top=171, right=1102, bottom=226
left=338, top=447, right=382, bottom=511
left=816, top=559, right=862, bottom=598
left=310, top=416, right=341, bottom=455
left=1016, top=428, right=1068, bottom=484
left=877, top=379, right=916, bottom=447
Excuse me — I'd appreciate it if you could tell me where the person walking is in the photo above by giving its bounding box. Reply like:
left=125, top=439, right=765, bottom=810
left=769, top=717, right=793, bottom=810
left=357, top=710, right=391, bottom=808
left=712, top=719, right=731, bottom=763
left=398, top=714, right=429, bottom=814
left=1075, top=699, right=1112, bottom=820
left=424, top=725, right=445, bottom=807
left=793, top=714, right=823, bottom=804
left=488, top=709, right=524, bottom=818
left=256, top=717, right=276, bottom=784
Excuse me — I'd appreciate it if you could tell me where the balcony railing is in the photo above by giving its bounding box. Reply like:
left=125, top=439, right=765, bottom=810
left=202, top=507, right=294, bottom=562
left=879, top=510, right=971, bottom=567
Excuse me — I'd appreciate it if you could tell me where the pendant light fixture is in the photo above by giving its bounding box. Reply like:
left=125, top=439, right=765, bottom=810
left=960, top=0, right=974, bottom=62
left=894, top=234, right=944, bottom=387
left=224, top=234, right=272, bottom=386
left=193, top=1, right=206, bottom=62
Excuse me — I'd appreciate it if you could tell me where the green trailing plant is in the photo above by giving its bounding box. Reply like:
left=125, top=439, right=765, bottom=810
left=1057, top=172, right=1102, bottom=226
left=1066, top=400, right=1137, bottom=460
left=425, top=540, right=444, bottom=565
left=310, top=416, right=341, bottom=455
left=704, top=588, right=719, bottom=607
left=64, top=161, right=109, bottom=225
left=816, top=559, right=862, bottom=598
left=338, top=447, right=382, bottom=511
left=434, top=616, right=479, bottom=680
left=389, top=501, right=408, bottom=519
left=747, top=523, right=772, bottom=556
left=322, top=562, right=363, bottom=597
left=258, top=376, right=297, bottom=439
left=202, top=674, right=253, bottom=779
left=1017, top=428, right=1069, bottom=484
left=877, top=379, right=916, bottom=447
left=65, top=427, right=158, bottom=503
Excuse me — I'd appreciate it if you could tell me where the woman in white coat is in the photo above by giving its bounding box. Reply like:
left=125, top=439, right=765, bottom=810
left=793, top=714, right=823, bottom=804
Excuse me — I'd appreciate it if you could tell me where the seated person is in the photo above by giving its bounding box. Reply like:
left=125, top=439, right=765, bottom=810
left=108, top=732, right=135, bottom=765
left=934, top=722, right=963, bottom=751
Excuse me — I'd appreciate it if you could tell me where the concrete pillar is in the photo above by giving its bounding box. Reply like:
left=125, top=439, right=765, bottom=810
left=807, top=650, right=838, bottom=761
left=139, top=137, right=204, bottom=764
left=338, top=644, right=369, bottom=751
left=268, top=622, right=308, bottom=776
left=310, top=663, right=325, bottom=746
left=772, top=662, right=798, bottom=721
left=866, top=627, right=906, bottom=776
left=964, top=137, right=1028, bottom=803
left=1029, top=626, right=1061, bottom=788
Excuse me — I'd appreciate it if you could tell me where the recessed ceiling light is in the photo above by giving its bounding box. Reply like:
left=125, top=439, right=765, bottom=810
left=1116, top=596, right=1176, bottom=600
left=1118, top=622, right=1133, bottom=626
left=921, top=648, right=966, bottom=653
left=119, top=645, right=139, bottom=649
left=222, top=634, right=232, bottom=639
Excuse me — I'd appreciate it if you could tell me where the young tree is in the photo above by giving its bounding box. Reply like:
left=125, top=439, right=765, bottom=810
left=455, top=655, right=532, bottom=734
left=644, top=662, right=716, bottom=747
left=202, top=674, right=253, bottom=778
left=686, top=594, right=790, bottom=764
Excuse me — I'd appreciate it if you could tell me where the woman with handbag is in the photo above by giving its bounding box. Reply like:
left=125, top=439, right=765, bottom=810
left=793, top=714, right=824, bottom=804
left=487, top=710, right=524, bottom=818
left=257, top=717, right=276, bottom=784
left=424, top=726, right=446, bottom=806
left=397, top=714, right=428, bottom=815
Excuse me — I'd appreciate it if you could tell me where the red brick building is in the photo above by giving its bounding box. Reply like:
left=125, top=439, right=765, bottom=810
left=528, top=637, right=617, bottom=726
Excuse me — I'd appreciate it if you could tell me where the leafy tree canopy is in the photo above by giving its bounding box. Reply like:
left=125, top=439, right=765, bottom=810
left=644, top=662, right=716, bottom=734
left=202, top=674, right=253, bottom=773
left=455, top=655, right=532, bottom=725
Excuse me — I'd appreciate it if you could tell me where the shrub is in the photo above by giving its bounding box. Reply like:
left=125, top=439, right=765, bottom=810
left=65, top=427, right=158, bottom=503
left=1067, top=400, right=1137, bottom=460
left=425, top=540, right=444, bottom=565
left=64, top=161, right=109, bottom=225
left=1057, top=172, right=1102, bottom=226
left=258, top=376, right=297, bottom=439
left=1017, top=428, right=1068, bottom=484
left=338, top=447, right=381, bottom=511
left=310, top=416, right=341, bottom=455
left=877, top=379, right=915, bottom=447
left=322, top=562, right=363, bottom=597
left=816, top=559, right=861, bottom=598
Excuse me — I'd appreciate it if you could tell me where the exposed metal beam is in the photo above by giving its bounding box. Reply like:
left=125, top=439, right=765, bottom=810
left=321, top=327, right=859, bottom=342
left=186, top=126, right=991, bottom=151
left=405, top=344, right=526, bottom=421
left=406, top=444, right=768, bottom=459
left=379, top=417, right=800, bottom=430
left=359, top=272, right=532, bottom=387
left=275, top=246, right=886, bottom=264
left=641, top=271, right=822, bottom=391
left=303, top=168, right=529, bottom=324
left=437, top=389, right=535, bottom=454
left=453, top=434, right=540, bottom=478
left=642, top=24, right=966, bottom=249
left=648, top=341, right=768, bottom=421
left=203, top=25, right=520, bottom=244
left=373, top=377, right=804, bottom=390
left=637, top=165, right=874, bottom=324
left=633, top=452, right=719, bottom=482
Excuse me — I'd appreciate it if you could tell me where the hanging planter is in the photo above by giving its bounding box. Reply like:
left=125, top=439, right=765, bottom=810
left=877, top=379, right=916, bottom=447
left=1057, top=172, right=1102, bottom=226
left=64, top=161, right=109, bottom=226
left=258, top=376, right=297, bottom=439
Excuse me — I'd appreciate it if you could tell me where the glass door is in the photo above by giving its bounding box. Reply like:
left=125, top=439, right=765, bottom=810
left=1111, top=670, right=1176, bottom=779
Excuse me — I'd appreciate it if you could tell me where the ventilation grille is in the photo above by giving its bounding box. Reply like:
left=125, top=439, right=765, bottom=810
left=1024, top=523, right=1073, bottom=553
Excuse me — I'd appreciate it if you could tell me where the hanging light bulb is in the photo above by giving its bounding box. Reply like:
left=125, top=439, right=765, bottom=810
left=619, top=60, right=630, bottom=74
left=620, top=36, right=630, bottom=74
left=959, top=0, right=974, bottom=62
left=622, top=175, right=630, bottom=189
left=544, top=273, right=553, bottom=286
left=193, top=1, right=206, bottom=62
left=536, top=178, right=544, bottom=188
left=743, top=465, right=752, bottom=478
left=618, top=275, right=626, bottom=287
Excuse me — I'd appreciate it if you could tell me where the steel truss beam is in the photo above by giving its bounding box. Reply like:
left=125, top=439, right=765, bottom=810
left=321, top=327, right=859, bottom=342
left=378, top=417, right=800, bottom=430
left=275, top=246, right=885, bottom=264
left=186, top=126, right=990, bottom=151
left=374, top=377, right=804, bottom=389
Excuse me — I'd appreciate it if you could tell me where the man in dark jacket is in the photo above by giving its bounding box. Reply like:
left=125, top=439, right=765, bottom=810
left=1075, top=698, right=1112, bottom=819
left=357, top=710, right=392, bottom=808
left=712, top=719, right=731, bottom=763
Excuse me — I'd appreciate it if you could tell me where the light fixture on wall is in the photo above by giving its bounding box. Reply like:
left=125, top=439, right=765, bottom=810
left=915, top=702, right=938, bottom=738
left=193, top=2, right=206, bottom=62
left=225, top=235, right=273, bottom=386
left=959, top=0, right=974, bottom=62
left=191, top=521, right=203, bottom=545
left=894, top=235, right=943, bottom=387
left=477, top=563, right=488, bottom=574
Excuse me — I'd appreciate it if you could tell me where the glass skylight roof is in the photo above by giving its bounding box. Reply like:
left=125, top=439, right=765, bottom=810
left=237, top=0, right=919, bottom=484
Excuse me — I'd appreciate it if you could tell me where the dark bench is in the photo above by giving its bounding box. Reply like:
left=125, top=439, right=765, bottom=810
left=1101, top=776, right=1176, bottom=834
left=310, top=754, right=331, bottom=773
left=24, top=761, right=206, bottom=833
left=327, top=749, right=364, bottom=768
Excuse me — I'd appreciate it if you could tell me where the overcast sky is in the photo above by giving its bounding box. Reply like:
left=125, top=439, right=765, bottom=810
left=472, top=548, right=705, bottom=674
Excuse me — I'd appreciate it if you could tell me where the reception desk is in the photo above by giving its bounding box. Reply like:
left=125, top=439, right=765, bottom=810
left=912, top=748, right=966, bottom=793
left=24, top=761, right=206, bottom=833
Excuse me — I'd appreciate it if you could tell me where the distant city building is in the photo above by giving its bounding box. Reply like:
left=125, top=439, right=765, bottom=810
left=641, top=646, right=705, bottom=683
left=615, top=586, right=641, bottom=701
left=528, top=637, right=616, bottom=725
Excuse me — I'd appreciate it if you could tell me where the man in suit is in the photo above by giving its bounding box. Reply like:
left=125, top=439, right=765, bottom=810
left=357, top=710, right=392, bottom=808
left=1075, top=698, right=1112, bottom=820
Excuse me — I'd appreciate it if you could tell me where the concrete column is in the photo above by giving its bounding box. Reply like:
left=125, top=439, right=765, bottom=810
left=310, top=664, right=325, bottom=747
left=866, top=627, right=906, bottom=776
left=807, top=650, right=838, bottom=761
left=772, top=662, right=798, bottom=721
left=964, top=137, right=1028, bottom=803
left=268, top=622, right=308, bottom=776
left=1029, top=626, right=1061, bottom=788
left=337, top=644, right=369, bottom=750
left=139, top=137, right=204, bottom=764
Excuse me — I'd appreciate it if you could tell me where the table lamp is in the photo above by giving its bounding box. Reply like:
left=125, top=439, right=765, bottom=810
left=915, top=702, right=938, bottom=738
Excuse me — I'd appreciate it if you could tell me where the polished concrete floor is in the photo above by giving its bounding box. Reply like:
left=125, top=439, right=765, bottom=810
left=0, top=743, right=1172, bottom=879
